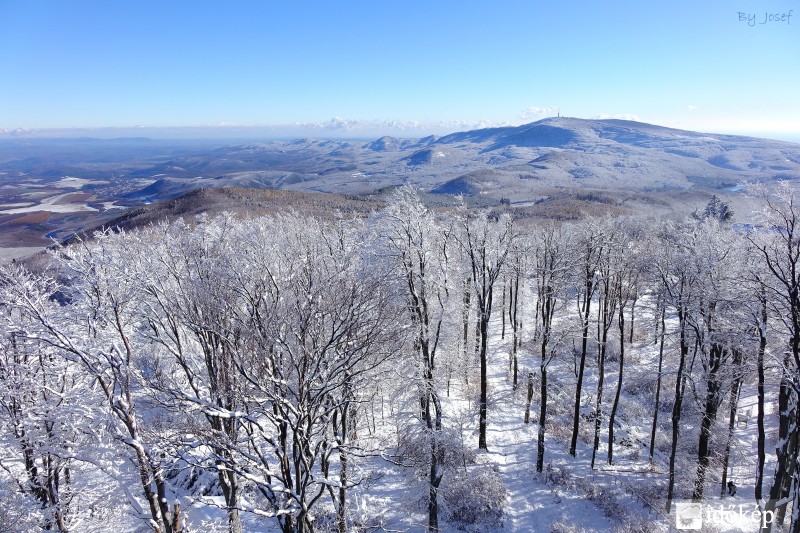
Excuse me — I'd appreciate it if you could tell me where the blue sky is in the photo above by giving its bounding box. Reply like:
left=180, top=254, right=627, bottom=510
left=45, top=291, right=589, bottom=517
left=1, top=0, right=798, bottom=140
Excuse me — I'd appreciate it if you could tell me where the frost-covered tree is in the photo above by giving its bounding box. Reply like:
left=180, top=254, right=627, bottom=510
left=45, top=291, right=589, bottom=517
left=530, top=224, right=571, bottom=473
left=505, top=244, right=526, bottom=390
left=682, top=220, right=746, bottom=499
left=652, top=218, right=752, bottom=505
left=608, top=220, right=643, bottom=465
left=742, top=251, right=772, bottom=502
left=124, top=215, right=246, bottom=533
left=568, top=218, right=604, bottom=458
left=0, top=327, right=75, bottom=532
left=1, top=240, right=182, bottom=533
left=458, top=209, right=515, bottom=450
left=751, top=184, right=800, bottom=530
left=214, top=214, right=404, bottom=533
left=380, top=186, right=454, bottom=532
left=655, top=221, right=699, bottom=511
left=693, top=195, right=734, bottom=223
left=590, top=222, right=618, bottom=471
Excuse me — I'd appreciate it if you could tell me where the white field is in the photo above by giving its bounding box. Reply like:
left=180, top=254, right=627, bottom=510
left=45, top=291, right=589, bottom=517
left=0, top=246, right=43, bottom=261
left=53, top=176, right=109, bottom=188
left=0, top=192, right=98, bottom=214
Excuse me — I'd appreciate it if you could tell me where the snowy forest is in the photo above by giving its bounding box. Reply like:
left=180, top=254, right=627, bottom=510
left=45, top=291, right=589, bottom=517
left=2, top=184, right=800, bottom=533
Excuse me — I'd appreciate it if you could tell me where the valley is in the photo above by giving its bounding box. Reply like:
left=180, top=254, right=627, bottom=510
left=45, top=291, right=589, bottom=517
left=2, top=117, right=799, bottom=259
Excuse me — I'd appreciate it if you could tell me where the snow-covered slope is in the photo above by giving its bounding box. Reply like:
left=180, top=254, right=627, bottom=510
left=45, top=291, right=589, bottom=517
left=112, top=118, right=800, bottom=211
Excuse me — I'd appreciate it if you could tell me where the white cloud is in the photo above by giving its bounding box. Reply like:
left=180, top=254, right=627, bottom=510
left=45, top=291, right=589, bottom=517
left=517, top=106, right=559, bottom=121
left=288, top=118, right=513, bottom=135
left=591, top=113, right=641, bottom=122
left=687, top=105, right=697, bottom=112
left=0, top=127, right=34, bottom=136
left=0, top=118, right=522, bottom=140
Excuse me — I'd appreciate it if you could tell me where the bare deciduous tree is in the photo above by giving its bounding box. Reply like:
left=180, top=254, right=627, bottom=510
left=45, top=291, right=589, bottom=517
left=381, top=186, right=454, bottom=532
left=458, top=209, right=515, bottom=450
left=530, top=224, right=570, bottom=473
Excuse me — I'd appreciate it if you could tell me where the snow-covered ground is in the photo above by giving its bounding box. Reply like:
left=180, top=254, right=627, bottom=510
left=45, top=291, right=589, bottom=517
left=325, top=304, right=674, bottom=532
left=0, top=192, right=97, bottom=214
left=2, top=210, right=786, bottom=533
left=172, top=299, right=778, bottom=532
left=0, top=246, right=43, bottom=261
left=333, top=294, right=781, bottom=533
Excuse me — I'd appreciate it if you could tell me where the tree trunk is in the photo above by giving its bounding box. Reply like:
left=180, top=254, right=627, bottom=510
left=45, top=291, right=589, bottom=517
left=608, top=301, right=626, bottom=465
left=764, top=358, right=798, bottom=528
left=693, top=343, right=725, bottom=501
left=462, top=277, right=471, bottom=361
left=537, top=364, right=547, bottom=473
left=666, top=309, right=689, bottom=512
left=135, top=446, right=171, bottom=533
left=512, top=271, right=520, bottom=389
left=428, top=412, right=444, bottom=531
left=778, top=426, right=799, bottom=527
left=425, top=369, right=444, bottom=532
left=720, top=353, right=742, bottom=497
left=590, top=343, right=605, bottom=470
left=173, top=503, right=183, bottom=533
left=478, top=301, right=490, bottom=450
left=119, top=403, right=173, bottom=533
left=649, top=305, right=666, bottom=464
left=501, top=276, right=506, bottom=340
left=336, top=391, right=351, bottom=533
left=591, top=279, right=612, bottom=471
left=428, top=478, right=439, bottom=532
left=536, top=282, right=555, bottom=473
left=218, top=468, right=242, bottom=533
left=756, top=291, right=768, bottom=501
left=525, top=371, right=534, bottom=424
left=570, top=280, right=592, bottom=457
left=474, top=315, right=481, bottom=357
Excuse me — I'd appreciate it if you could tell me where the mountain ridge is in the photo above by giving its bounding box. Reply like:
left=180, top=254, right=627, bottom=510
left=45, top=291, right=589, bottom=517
left=2, top=117, right=799, bottom=257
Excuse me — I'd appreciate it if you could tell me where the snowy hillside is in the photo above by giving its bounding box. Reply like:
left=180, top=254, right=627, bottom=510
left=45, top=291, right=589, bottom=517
left=2, top=118, right=800, bottom=254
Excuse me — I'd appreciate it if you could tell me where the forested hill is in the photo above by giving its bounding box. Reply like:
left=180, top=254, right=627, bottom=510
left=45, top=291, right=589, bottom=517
left=89, top=187, right=385, bottom=232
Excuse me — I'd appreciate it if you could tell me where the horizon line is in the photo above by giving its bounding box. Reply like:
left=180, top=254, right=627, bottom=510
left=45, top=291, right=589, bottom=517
left=2, top=117, right=799, bottom=144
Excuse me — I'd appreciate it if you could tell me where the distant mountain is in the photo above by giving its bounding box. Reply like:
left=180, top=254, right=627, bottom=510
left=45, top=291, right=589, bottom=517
left=415, top=135, right=439, bottom=146
left=3, top=118, right=800, bottom=254
left=414, top=117, right=800, bottom=200
left=85, top=118, right=800, bottom=203
left=122, top=177, right=189, bottom=201
left=437, top=121, right=579, bottom=149
left=364, top=136, right=403, bottom=152
left=402, top=148, right=453, bottom=166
